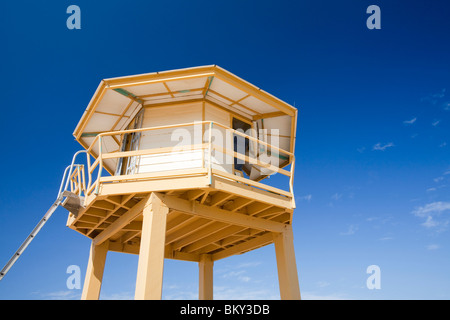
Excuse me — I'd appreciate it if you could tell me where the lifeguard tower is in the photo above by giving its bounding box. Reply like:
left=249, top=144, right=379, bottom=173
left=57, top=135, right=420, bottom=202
left=2, top=65, right=300, bottom=300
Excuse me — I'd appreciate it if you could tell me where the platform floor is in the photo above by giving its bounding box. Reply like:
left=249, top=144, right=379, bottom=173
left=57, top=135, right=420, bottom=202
left=66, top=173, right=294, bottom=262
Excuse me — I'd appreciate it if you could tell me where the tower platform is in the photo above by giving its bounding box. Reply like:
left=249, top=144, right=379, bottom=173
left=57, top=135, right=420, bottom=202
left=67, top=168, right=294, bottom=262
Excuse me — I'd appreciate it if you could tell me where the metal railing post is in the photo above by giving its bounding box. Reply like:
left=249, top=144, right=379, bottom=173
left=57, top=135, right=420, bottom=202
left=61, top=150, right=88, bottom=199
left=94, top=136, right=103, bottom=195
left=208, top=121, right=213, bottom=185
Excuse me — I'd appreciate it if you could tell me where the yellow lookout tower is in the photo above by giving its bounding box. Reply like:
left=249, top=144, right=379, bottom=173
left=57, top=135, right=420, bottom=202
left=1, top=65, right=300, bottom=300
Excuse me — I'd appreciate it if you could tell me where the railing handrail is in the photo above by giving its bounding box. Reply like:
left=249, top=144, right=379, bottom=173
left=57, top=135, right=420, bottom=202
left=87, top=121, right=294, bottom=157
left=75, top=121, right=295, bottom=203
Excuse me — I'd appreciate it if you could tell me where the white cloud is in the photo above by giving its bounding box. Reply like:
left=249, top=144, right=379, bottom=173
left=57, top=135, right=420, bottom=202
left=432, top=120, right=441, bottom=127
left=163, top=288, right=198, bottom=300
left=339, top=224, right=358, bottom=236
left=434, top=177, right=444, bottom=183
left=412, top=202, right=450, bottom=217
left=331, top=193, right=342, bottom=201
left=433, top=89, right=446, bottom=98
left=216, top=260, right=267, bottom=286
left=427, top=244, right=440, bottom=251
left=301, top=292, right=347, bottom=300
left=412, top=202, right=450, bottom=230
left=403, top=117, right=417, bottom=124
left=33, top=290, right=80, bottom=300
left=316, top=281, right=330, bottom=288
left=298, top=194, right=312, bottom=202
left=222, top=270, right=249, bottom=282
left=422, top=89, right=446, bottom=105
left=236, top=261, right=262, bottom=268
left=422, top=216, right=440, bottom=228
left=372, top=142, right=394, bottom=151
left=357, top=147, right=366, bottom=153
left=214, top=286, right=279, bottom=300
left=101, top=291, right=134, bottom=300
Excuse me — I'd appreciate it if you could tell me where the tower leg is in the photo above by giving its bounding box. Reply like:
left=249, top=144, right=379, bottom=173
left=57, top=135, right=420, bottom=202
left=134, top=193, right=169, bottom=300
left=81, top=240, right=109, bottom=300
left=199, top=254, right=214, bottom=300
left=273, top=225, right=301, bottom=300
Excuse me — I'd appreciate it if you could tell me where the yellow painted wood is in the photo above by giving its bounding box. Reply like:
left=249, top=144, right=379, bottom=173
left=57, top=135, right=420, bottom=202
left=81, top=240, right=109, bottom=300
left=273, top=225, right=301, bottom=300
left=252, top=111, right=286, bottom=120
left=157, top=193, right=286, bottom=232
left=101, top=143, right=208, bottom=160
left=107, top=241, right=201, bottom=262
left=199, top=254, right=214, bottom=300
left=212, top=232, right=273, bottom=261
left=99, top=168, right=207, bottom=183
left=134, top=193, right=169, bottom=300
left=93, top=195, right=150, bottom=246
left=99, top=176, right=209, bottom=196
left=211, top=144, right=291, bottom=177
left=211, top=175, right=292, bottom=209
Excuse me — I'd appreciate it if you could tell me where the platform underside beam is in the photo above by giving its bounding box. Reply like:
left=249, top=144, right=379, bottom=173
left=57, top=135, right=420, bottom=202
left=67, top=174, right=293, bottom=262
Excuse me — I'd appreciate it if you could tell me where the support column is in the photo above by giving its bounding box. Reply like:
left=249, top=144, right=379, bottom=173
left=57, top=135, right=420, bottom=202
left=81, top=240, right=109, bottom=300
left=135, top=193, right=169, bottom=300
left=273, top=225, right=301, bottom=300
left=199, top=254, right=214, bottom=300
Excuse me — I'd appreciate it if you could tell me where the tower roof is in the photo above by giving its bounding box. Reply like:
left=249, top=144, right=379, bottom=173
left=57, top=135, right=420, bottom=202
left=73, top=65, right=297, bottom=173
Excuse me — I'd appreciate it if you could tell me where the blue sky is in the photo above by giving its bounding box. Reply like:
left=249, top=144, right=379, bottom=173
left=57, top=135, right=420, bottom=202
left=0, top=0, right=449, bottom=300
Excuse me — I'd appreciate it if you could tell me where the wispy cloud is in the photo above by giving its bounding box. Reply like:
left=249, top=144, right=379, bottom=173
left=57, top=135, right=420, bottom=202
left=403, top=117, right=417, bottom=125
left=339, top=224, right=358, bottom=236
left=101, top=292, right=134, bottom=300
left=426, top=244, right=440, bottom=251
left=444, top=102, right=450, bottom=110
left=413, top=202, right=450, bottom=217
left=214, top=286, right=279, bottom=300
left=215, top=260, right=265, bottom=291
left=316, top=281, right=330, bottom=288
left=421, top=89, right=446, bottom=105
left=301, top=292, right=347, bottom=300
left=372, top=142, right=394, bottom=151
left=432, top=119, right=441, bottom=127
left=412, top=201, right=450, bottom=231
left=32, top=290, right=80, bottom=300
left=297, top=194, right=312, bottom=202
left=237, top=261, right=262, bottom=268
left=331, top=193, right=342, bottom=201
left=422, top=216, right=440, bottom=228
left=222, top=270, right=251, bottom=283
left=434, top=89, right=446, bottom=98
left=163, top=283, right=198, bottom=300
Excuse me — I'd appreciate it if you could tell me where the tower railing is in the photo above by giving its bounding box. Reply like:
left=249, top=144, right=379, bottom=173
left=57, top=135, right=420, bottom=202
left=72, top=121, right=295, bottom=206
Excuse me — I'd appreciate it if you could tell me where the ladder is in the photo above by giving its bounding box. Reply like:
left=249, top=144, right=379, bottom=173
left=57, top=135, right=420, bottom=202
left=0, top=150, right=88, bottom=281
